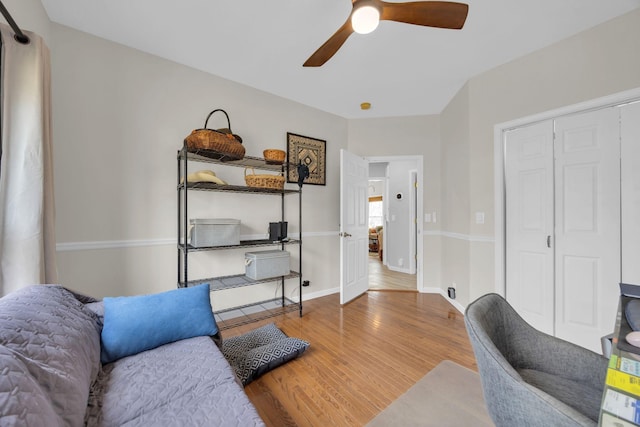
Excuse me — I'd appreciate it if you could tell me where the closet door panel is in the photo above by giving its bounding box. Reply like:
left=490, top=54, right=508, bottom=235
left=505, top=120, right=555, bottom=335
left=622, top=102, right=640, bottom=285
left=561, top=255, right=598, bottom=326
left=554, top=107, right=620, bottom=352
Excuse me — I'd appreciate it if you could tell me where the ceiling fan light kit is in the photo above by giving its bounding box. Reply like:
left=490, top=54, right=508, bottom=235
left=351, top=2, right=381, bottom=34
left=303, top=0, right=469, bottom=67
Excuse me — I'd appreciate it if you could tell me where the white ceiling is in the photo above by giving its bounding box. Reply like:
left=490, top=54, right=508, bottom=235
left=40, top=0, right=640, bottom=119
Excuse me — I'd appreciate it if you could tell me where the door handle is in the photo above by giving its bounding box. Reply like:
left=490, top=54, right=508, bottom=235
left=339, top=232, right=352, bottom=237
left=547, top=235, right=551, bottom=248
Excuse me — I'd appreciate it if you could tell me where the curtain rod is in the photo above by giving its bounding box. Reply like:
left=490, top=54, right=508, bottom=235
left=0, top=1, right=30, bottom=44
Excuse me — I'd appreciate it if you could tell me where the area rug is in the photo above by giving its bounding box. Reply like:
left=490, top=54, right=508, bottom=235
left=366, top=360, right=494, bottom=426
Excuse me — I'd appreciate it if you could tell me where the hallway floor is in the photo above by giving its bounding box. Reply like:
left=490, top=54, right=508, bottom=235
left=368, top=252, right=416, bottom=291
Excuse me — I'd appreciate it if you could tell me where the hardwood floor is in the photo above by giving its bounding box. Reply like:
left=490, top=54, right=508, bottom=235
left=368, top=253, right=416, bottom=291
left=225, top=291, right=478, bottom=427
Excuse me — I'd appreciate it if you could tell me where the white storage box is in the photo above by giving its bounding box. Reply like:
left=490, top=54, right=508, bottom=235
left=245, top=250, right=290, bottom=280
left=189, top=218, right=240, bottom=247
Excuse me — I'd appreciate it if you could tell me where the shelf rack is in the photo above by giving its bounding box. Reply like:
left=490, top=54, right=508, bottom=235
left=181, top=271, right=301, bottom=292
left=177, top=145, right=304, bottom=330
left=214, top=297, right=300, bottom=330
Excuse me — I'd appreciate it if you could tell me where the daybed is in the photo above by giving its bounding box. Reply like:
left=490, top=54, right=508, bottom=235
left=0, top=284, right=265, bottom=427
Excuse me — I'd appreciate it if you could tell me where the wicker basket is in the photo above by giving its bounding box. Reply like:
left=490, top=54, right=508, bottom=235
left=263, top=149, right=286, bottom=165
left=244, top=168, right=285, bottom=190
left=185, top=109, right=245, bottom=160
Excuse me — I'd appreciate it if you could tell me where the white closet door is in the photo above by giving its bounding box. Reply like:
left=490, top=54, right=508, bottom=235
left=505, top=120, right=555, bottom=335
left=621, top=102, right=640, bottom=285
left=554, top=107, right=620, bottom=352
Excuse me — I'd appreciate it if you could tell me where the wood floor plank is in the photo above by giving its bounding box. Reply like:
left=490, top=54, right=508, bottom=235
left=225, top=290, right=477, bottom=427
left=368, top=254, right=416, bottom=291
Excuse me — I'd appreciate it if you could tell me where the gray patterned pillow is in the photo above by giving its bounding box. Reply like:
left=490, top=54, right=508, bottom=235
left=222, top=323, right=309, bottom=386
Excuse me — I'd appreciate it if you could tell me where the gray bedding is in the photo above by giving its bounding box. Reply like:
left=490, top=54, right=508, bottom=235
left=0, top=285, right=101, bottom=427
left=0, top=285, right=264, bottom=427
left=85, top=336, right=263, bottom=426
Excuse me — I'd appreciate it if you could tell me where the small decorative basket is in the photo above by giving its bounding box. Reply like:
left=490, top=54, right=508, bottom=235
left=263, top=149, right=286, bottom=165
left=184, top=109, right=245, bottom=160
left=244, top=168, right=285, bottom=190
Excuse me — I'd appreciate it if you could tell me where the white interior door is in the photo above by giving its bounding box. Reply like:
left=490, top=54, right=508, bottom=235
left=554, top=107, right=620, bottom=351
left=409, top=171, right=417, bottom=275
left=621, top=102, right=640, bottom=285
left=505, top=120, right=555, bottom=335
left=340, top=150, right=369, bottom=304
left=505, top=107, right=621, bottom=352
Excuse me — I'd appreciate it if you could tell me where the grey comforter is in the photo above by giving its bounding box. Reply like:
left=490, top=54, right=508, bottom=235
left=0, top=285, right=264, bottom=427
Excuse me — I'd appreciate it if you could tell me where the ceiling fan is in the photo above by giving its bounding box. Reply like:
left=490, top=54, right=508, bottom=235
left=303, top=0, right=469, bottom=67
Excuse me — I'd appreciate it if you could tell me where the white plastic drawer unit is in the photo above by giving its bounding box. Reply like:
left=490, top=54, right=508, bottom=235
left=189, top=218, right=240, bottom=247
left=245, top=250, right=290, bottom=280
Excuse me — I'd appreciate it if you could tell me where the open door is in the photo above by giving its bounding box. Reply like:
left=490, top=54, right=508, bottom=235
left=340, top=150, right=369, bottom=304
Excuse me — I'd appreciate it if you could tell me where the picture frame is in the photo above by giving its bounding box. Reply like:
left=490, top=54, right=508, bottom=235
left=286, top=132, right=326, bottom=186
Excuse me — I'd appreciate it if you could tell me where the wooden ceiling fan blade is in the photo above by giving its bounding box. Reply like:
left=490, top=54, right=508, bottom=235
left=380, top=1, right=468, bottom=29
left=303, top=19, right=354, bottom=67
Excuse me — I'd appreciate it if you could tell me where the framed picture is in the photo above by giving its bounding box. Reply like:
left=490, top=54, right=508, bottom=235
left=287, top=133, right=326, bottom=186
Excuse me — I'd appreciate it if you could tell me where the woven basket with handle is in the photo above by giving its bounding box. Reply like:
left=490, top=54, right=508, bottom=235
left=244, top=168, right=285, bottom=190
left=185, top=109, right=245, bottom=160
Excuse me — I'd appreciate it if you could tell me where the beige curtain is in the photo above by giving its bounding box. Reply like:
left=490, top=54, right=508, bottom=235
left=0, top=23, right=57, bottom=295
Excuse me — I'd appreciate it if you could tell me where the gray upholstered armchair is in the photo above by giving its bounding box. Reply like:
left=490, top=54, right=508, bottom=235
left=464, top=293, right=607, bottom=427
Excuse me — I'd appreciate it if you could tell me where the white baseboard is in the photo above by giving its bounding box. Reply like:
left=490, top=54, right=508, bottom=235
left=421, top=287, right=466, bottom=314
left=388, top=265, right=412, bottom=274
left=298, top=285, right=466, bottom=315
left=301, top=286, right=339, bottom=302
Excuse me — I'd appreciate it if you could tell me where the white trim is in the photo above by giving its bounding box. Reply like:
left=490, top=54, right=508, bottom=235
left=56, top=231, right=338, bottom=252
left=423, top=230, right=495, bottom=243
left=300, top=286, right=339, bottom=302
left=56, top=238, right=175, bottom=252
left=388, top=265, right=412, bottom=275
left=56, top=229, right=496, bottom=251
left=421, top=287, right=466, bottom=314
left=366, top=154, right=424, bottom=293
left=494, top=86, right=640, bottom=297
left=293, top=284, right=467, bottom=313
left=496, top=87, right=640, bottom=134
left=441, top=231, right=495, bottom=243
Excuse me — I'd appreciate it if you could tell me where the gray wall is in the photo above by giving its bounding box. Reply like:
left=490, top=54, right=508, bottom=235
left=49, top=24, right=346, bottom=303
left=458, top=8, right=640, bottom=305
left=5, top=1, right=640, bottom=312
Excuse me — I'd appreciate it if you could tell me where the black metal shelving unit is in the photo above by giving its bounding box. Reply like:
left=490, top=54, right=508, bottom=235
left=177, top=145, right=304, bottom=330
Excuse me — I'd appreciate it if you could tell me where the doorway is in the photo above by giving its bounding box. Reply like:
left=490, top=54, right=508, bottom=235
left=366, top=156, right=422, bottom=292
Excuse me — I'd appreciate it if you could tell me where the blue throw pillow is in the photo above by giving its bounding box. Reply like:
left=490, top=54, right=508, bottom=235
left=101, top=284, right=218, bottom=363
